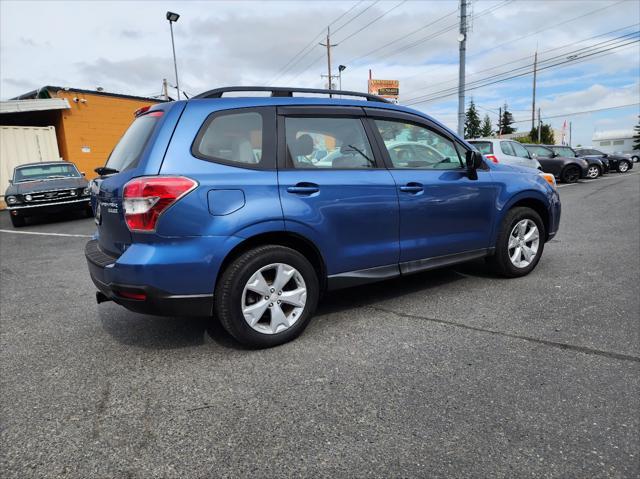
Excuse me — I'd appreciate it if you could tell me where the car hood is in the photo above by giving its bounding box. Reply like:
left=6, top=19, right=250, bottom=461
left=7, top=177, right=88, bottom=195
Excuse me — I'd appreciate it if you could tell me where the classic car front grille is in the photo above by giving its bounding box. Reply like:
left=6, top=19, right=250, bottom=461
left=27, top=189, right=78, bottom=203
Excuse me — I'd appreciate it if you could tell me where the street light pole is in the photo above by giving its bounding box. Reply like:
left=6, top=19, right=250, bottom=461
left=166, top=11, right=181, bottom=100
left=457, top=0, right=468, bottom=137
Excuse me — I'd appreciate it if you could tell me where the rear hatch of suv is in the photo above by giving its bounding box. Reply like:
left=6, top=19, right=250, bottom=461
left=93, top=103, right=182, bottom=256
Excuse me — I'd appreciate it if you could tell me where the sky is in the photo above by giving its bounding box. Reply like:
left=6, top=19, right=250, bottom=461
left=1, top=0, right=639, bottom=146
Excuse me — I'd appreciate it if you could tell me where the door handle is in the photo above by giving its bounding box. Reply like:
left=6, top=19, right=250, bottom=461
left=287, top=183, right=320, bottom=195
left=399, top=183, right=424, bottom=193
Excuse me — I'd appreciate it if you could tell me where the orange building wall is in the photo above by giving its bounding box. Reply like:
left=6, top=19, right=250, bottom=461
left=53, top=90, right=161, bottom=178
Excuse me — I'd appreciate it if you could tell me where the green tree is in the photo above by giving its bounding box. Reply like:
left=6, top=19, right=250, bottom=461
left=525, top=124, right=555, bottom=144
left=633, top=116, right=640, bottom=150
left=464, top=99, right=481, bottom=139
left=480, top=114, right=493, bottom=137
left=498, top=103, right=516, bottom=135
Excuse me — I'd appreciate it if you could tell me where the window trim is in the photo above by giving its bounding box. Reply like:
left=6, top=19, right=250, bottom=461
left=364, top=113, right=465, bottom=171
left=276, top=108, right=385, bottom=170
left=191, top=106, right=277, bottom=170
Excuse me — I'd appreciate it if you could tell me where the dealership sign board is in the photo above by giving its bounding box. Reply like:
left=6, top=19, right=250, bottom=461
left=368, top=79, right=399, bottom=102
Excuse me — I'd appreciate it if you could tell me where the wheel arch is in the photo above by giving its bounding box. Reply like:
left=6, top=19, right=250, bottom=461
left=506, top=196, right=550, bottom=241
left=217, top=231, right=327, bottom=291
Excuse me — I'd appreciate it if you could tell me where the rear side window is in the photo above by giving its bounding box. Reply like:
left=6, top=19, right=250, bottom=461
left=194, top=112, right=263, bottom=166
left=471, top=141, right=493, bottom=154
left=500, top=141, right=515, bottom=156
left=106, top=113, right=161, bottom=172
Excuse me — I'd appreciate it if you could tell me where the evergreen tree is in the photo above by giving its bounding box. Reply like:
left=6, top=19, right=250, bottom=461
left=498, top=103, right=516, bottom=135
left=480, top=114, right=493, bottom=137
left=464, top=100, right=481, bottom=139
left=526, top=124, right=555, bottom=144
left=633, top=116, right=640, bottom=150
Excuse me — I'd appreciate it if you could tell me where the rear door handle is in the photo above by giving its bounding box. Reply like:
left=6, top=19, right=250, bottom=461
left=287, top=183, right=320, bottom=195
left=399, top=183, right=424, bottom=193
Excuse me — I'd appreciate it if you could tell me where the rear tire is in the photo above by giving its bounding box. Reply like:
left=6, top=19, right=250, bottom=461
left=214, top=245, right=319, bottom=348
left=561, top=165, right=580, bottom=183
left=487, top=207, right=545, bottom=278
left=586, top=165, right=600, bottom=179
left=617, top=160, right=630, bottom=173
left=10, top=215, right=26, bottom=227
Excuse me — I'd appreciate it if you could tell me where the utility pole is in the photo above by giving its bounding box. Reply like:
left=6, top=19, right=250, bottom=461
left=498, top=106, right=502, bottom=137
left=319, top=27, right=338, bottom=95
left=457, top=0, right=468, bottom=137
left=162, top=78, right=169, bottom=101
left=569, top=121, right=572, bottom=146
left=531, top=50, right=538, bottom=132
left=537, top=108, right=542, bottom=143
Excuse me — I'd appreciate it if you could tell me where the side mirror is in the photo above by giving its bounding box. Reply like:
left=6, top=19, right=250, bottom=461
left=81, top=172, right=86, bottom=176
left=465, top=150, right=483, bottom=180
left=8, top=179, right=13, bottom=185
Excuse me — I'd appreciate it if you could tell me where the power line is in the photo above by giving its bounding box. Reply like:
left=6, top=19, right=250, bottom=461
left=404, top=23, right=639, bottom=97
left=404, top=36, right=639, bottom=105
left=406, top=40, right=639, bottom=106
left=335, top=0, right=407, bottom=44
left=267, top=1, right=365, bottom=85
left=332, top=1, right=380, bottom=36
left=510, top=103, right=640, bottom=125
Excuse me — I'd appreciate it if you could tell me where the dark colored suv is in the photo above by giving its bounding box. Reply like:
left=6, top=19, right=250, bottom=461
left=85, top=87, right=561, bottom=348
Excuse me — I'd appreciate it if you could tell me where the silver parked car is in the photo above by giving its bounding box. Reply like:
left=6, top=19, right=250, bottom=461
left=469, top=138, right=542, bottom=170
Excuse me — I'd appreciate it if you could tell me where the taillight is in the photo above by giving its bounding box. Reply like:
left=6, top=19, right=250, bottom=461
left=486, top=154, right=499, bottom=163
left=123, top=176, right=197, bottom=232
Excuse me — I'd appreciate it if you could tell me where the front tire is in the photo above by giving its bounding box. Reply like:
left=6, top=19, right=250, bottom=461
left=214, top=245, right=319, bottom=348
left=586, top=165, right=600, bottom=179
left=487, top=207, right=545, bottom=278
left=561, top=165, right=580, bottom=183
left=617, top=160, right=630, bottom=173
left=10, top=215, right=26, bottom=227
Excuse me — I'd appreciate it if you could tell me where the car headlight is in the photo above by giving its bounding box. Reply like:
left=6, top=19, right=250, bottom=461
left=539, top=172, right=556, bottom=189
left=83, top=187, right=90, bottom=196
left=69, top=189, right=77, bottom=196
left=6, top=195, right=17, bottom=204
left=25, top=194, right=33, bottom=202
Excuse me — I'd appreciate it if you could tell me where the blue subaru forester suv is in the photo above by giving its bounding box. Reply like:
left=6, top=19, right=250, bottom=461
left=85, top=87, right=560, bottom=348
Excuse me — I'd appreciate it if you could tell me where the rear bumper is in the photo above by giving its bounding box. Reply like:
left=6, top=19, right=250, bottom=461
left=85, top=239, right=213, bottom=317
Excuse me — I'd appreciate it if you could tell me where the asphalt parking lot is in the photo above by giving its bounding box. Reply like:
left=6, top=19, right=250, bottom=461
left=1, top=171, right=639, bottom=478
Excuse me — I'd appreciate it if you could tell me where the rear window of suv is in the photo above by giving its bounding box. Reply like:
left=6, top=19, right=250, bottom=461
left=471, top=141, right=493, bottom=154
left=105, top=112, right=161, bottom=172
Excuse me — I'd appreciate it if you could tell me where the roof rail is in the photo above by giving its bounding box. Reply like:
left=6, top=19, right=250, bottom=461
left=192, top=86, right=391, bottom=103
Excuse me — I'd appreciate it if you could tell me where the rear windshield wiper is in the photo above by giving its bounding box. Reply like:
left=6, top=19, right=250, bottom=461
left=94, top=166, right=119, bottom=176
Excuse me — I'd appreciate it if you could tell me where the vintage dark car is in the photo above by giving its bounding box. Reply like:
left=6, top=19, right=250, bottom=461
left=574, top=148, right=633, bottom=173
left=523, top=144, right=597, bottom=182
left=4, top=161, right=92, bottom=227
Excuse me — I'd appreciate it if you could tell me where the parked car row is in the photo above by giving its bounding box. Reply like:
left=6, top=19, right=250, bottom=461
left=468, top=139, right=634, bottom=184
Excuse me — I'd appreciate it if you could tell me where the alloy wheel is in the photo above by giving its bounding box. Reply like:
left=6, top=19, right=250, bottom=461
left=241, top=263, right=307, bottom=334
left=587, top=166, right=599, bottom=178
left=508, top=219, right=540, bottom=268
left=619, top=161, right=629, bottom=172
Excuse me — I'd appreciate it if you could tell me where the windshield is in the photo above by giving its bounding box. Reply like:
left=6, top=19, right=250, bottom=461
left=104, top=112, right=161, bottom=172
left=470, top=141, right=493, bottom=154
left=14, top=163, right=80, bottom=182
left=552, top=146, right=576, bottom=157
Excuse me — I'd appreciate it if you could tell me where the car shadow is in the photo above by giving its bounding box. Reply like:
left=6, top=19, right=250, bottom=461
left=21, top=209, right=90, bottom=226
left=97, top=258, right=499, bottom=351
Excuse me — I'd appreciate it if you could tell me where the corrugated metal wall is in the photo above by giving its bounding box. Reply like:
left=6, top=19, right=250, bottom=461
left=0, top=126, right=61, bottom=200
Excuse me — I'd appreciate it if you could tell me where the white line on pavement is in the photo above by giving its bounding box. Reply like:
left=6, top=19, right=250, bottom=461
left=0, top=229, right=92, bottom=238
left=557, top=170, right=640, bottom=187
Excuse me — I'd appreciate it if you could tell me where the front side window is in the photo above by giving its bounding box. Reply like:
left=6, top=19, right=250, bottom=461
left=195, top=111, right=263, bottom=166
left=526, top=145, right=553, bottom=158
left=285, top=117, right=374, bottom=169
left=510, top=141, right=531, bottom=158
left=374, top=119, right=462, bottom=169
left=552, top=146, right=576, bottom=157
left=14, top=163, right=80, bottom=182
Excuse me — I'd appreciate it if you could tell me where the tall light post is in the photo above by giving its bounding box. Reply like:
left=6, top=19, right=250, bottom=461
left=166, top=11, right=181, bottom=100
left=338, top=65, right=346, bottom=91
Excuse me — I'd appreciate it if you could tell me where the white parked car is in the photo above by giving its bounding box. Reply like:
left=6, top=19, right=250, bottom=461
left=469, top=138, right=542, bottom=170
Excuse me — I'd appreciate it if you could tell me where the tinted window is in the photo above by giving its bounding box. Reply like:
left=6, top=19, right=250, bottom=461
left=14, top=163, right=80, bottom=182
left=500, top=141, right=515, bottom=156
left=106, top=113, right=160, bottom=172
left=374, top=120, right=463, bottom=169
left=510, top=141, right=530, bottom=158
left=471, top=141, right=493, bottom=154
left=285, top=117, right=374, bottom=169
left=526, top=145, right=553, bottom=158
left=195, top=112, right=263, bottom=165
left=552, top=146, right=576, bottom=157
